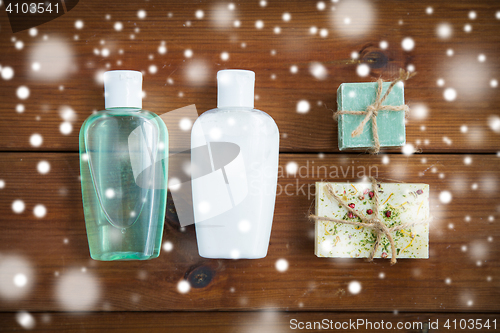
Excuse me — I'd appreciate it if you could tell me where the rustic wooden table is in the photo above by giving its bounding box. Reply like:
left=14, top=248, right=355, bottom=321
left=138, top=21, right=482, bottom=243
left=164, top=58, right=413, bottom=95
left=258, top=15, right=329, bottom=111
left=0, top=0, right=499, bottom=332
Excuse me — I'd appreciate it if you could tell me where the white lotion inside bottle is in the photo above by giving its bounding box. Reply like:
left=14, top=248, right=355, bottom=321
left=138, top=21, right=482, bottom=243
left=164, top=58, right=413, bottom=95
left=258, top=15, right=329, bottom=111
left=191, top=69, right=280, bottom=259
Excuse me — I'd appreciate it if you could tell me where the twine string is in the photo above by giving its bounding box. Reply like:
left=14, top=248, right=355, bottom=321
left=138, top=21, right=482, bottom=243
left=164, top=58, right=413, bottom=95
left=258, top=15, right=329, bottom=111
left=333, top=69, right=416, bottom=154
left=310, top=177, right=431, bottom=265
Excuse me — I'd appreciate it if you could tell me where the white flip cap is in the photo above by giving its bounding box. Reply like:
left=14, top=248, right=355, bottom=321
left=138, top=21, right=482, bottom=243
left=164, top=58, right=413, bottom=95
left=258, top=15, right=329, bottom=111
left=104, top=70, right=142, bottom=109
left=217, top=69, right=255, bottom=109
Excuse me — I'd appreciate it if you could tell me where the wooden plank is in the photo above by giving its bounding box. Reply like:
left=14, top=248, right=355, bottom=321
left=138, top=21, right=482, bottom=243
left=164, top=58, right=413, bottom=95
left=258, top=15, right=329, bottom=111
left=0, top=0, right=499, bottom=152
left=0, top=153, right=498, bottom=312
left=0, top=311, right=499, bottom=332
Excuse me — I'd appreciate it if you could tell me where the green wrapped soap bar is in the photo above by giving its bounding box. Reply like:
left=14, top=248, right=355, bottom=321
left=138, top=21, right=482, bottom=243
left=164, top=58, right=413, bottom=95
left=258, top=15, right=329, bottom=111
left=337, top=81, right=406, bottom=151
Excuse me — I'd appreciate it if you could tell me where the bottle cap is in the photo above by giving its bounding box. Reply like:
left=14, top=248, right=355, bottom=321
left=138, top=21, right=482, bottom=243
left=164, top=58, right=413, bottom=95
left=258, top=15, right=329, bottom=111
left=104, top=70, right=142, bottom=109
left=217, top=69, right=255, bottom=109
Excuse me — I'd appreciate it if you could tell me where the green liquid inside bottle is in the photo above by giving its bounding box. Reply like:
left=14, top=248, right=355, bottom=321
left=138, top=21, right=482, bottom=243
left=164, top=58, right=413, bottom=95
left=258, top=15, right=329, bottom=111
left=79, top=71, right=168, bottom=260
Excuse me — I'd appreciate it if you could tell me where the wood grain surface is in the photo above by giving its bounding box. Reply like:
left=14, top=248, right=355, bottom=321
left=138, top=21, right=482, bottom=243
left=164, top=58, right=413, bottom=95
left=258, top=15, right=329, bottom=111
left=0, top=153, right=498, bottom=313
left=0, top=0, right=499, bottom=153
left=0, top=0, right=499, bottom=331
left=1, top=312, right=499, bottom=332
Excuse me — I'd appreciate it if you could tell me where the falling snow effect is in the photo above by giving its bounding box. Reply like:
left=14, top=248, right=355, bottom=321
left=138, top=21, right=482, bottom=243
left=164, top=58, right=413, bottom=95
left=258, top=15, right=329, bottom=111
left=411, top=104, right=428, bottom=120
left=12, top=200, right=25, bottom=214
left=348, top=281, right=362, bottom=294
left=220, top=52, right=229, bottom=61
left=158, top=42, right=167, bottom=54
left=309, top=62, right=327, bottom=80
left=137, top=10, right=146, bottom=19
left=37, top=161, right=50, bottom=174
left=286, top=161, right=298, bottom=175
left=437, top=23, right=452, bottom=39
left=0, top=0, right=496, bottom=324
left=177, top=280, right=191, bottom=293
left=60, top=122, right=73, bottom=135
left=402, top=143, right=415, bottom=156
left=439, top=191, right=452, bottom=204
left=105, top=188, right=116, bottom=199
left=211, top=3, right=235, bottom=28
left=0, top=255, right=34, bottom=300
left=16, top=86, right=29, bottom=99
left=356, top=63, right=370, bottom=77
left=169, top=178, right=181, bottom=191
left=238, top=220, right=251, bottom=233
left=33, top=204, right=47, bottom=218
left=179, top=118, right=193, bottom=131
left=14, top=274, right=27, bottom=287
left=163, top=241, right=174, bottom=252
left=488, top=116, right=500, bottom=133
left=74, top=20, right=84, bottom=29
left=59, top=106, right=77, bottom=122
left=185, top=60, right=210, bottom=86
left=275, top=259, right=289, bottom=272
left=1, top=66, right=14, bottom=80
left=333, top=0, right=375, bottom=37
left=443, top=88, right=457, bottom=101
left=29, top=38, right=74, bottom=81
left=148, top=65, right=157, bottom=74
left=16, top=311, right=36, bottom=330
left=296, top=100, right=310, bottom=114
left=401, top=37, right=415, bottom=51
left=56, top=269, right=100, bottom=311
left=30, top=134, right=43, bottom=147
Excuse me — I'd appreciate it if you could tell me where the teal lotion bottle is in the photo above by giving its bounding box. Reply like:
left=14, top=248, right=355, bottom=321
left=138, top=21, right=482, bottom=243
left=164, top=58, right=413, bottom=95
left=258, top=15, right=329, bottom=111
left=79, top=70, right=168, bottom=260
left=191, top=70, right=280, bottom=259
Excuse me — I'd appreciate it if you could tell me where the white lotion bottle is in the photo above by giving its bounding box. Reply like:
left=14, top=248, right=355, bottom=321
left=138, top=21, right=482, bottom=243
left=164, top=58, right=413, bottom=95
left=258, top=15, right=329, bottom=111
left=191, top=69, right=279, bottom=259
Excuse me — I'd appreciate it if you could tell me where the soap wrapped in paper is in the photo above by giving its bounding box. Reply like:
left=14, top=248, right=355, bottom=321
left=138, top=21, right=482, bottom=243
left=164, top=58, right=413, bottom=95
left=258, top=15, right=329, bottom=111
left=336, top=81, right=406, bottom=151
left=314, top=182, right=430, bottom=259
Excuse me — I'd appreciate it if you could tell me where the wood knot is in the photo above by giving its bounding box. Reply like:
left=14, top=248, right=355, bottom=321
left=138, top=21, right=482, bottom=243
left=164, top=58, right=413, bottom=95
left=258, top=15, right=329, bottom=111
left=361, top=50, right=388, bottom=69
left=358, top=43, right=406, bottom=78
left=186, top=265, right=214, bottom=289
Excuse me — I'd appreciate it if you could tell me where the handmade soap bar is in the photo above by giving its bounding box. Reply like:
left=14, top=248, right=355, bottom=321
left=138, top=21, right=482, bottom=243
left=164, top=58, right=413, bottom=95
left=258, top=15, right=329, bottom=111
left=314, top=182, right=429, bottom=259
left=337, top=82, right=406, bottom=150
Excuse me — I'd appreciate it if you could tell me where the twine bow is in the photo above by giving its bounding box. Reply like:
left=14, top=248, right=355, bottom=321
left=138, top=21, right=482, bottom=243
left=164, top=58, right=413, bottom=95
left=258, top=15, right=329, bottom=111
left=310, top=177, right=431, bottom=265
left=333, top=69, right=416, bottom=154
